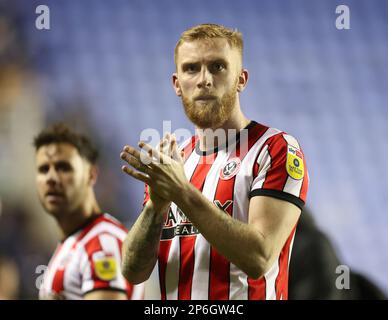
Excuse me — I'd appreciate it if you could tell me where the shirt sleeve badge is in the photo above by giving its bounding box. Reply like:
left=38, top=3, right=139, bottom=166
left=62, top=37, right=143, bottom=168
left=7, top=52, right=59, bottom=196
left=93, top=253, right=117, bottom=281
left=286, top=145, right=304, bottom=180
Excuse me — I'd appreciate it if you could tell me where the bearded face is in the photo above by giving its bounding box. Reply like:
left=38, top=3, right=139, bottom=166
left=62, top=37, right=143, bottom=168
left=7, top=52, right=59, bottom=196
left=174, top=38, right=244, bottom=129
left=35, top=143, right=91, bottom=219
left=181, top=77, right=238, bottom=129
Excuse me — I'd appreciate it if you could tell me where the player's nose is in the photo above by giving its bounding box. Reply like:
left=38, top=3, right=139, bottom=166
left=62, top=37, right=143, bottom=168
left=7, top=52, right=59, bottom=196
left=46, top=167, right=60, bottom=185
left=197, top=67, right=212, bottom=89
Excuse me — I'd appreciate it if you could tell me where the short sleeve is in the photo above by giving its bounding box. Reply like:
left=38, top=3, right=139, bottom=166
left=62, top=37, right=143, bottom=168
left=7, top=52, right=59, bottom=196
left=80, top=233, right=132, bottom=297
left=249, top=133, right=309, bottom=209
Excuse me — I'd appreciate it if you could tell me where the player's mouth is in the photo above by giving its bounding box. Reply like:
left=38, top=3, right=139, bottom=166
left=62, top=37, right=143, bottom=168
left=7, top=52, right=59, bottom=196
left=194, top=95, right=217, bottom=101
left=45, top=190, right=65, bottom=203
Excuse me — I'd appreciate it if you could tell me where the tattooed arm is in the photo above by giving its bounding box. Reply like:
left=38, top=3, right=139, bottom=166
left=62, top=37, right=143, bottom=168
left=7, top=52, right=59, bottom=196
left=121, top=135, right=177, bottom=284
left=121, top=201, right=168, bottom=284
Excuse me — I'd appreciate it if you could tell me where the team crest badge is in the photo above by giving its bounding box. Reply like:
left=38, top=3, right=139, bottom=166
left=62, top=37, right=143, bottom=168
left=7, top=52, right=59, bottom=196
left=93, top=253, right=117, bottom=281
left=286, top=145, right=304, bottom=180
left=220, top=158, right=241, bottom=180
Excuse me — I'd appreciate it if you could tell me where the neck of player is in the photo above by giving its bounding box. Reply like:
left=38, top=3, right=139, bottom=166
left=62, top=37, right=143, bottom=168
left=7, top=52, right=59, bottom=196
left=57, top=191, right=101, bottom=239
left=196, top=105, right=250, bottom=153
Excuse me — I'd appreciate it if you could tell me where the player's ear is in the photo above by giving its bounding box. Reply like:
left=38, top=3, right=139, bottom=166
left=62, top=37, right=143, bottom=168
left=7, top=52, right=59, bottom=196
left=89, top=164, right=98, bottom=186
left=172, top=73, right=182, bottom=97
left=236, top=69, right=249, bottom=93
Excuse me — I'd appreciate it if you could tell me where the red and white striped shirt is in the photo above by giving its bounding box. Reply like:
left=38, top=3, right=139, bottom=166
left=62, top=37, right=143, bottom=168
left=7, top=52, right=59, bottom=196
left=39, top=213, right=144, bottom=300
left=143, top=121, right=309, bottom=300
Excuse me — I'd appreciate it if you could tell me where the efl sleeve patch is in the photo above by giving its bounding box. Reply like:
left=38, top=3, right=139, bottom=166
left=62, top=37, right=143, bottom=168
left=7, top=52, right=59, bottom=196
left=93, top=253, right=117, bottom=281
left=286, top=145, right=304, bottom=180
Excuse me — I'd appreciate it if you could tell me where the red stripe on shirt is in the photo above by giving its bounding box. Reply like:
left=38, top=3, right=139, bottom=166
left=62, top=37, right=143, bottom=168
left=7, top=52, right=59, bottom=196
left=83, top=234, right=110, bottom=290
left=248, top=277, right=266, bottom=300
left=178, top=236, right=197, bottom=300
left=241, top=124, right=273, bottom=300
left=183, top=136, right=198, bottom=162
left=299, top=148, right=309, bottom=202
left=208, top=177, right=234, bottom=300
left=209, top=123, right=268, bottom=299
left=158, top=136, right=198, bottom=300
left=275, top=225, right=296, bottom=300
left=262, top=134, right=289, bottom=190
left=234, top=122, right=268, bottom=159
left=178, top=153, right=216, bottom=300
left=158, top=237, right=173, bottom=300
left=52, top=258, right=65, bottom=293
left=51, top=243, right=69, bottom=294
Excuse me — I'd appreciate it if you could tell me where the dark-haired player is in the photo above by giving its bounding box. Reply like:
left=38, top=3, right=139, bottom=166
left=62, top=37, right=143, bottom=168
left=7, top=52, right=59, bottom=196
left=34, top=123, right=143, bottom=300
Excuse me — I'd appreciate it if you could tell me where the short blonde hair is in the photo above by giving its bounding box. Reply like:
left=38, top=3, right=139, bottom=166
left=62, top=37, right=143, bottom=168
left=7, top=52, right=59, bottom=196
left=174, top=23, right=243, bottom=66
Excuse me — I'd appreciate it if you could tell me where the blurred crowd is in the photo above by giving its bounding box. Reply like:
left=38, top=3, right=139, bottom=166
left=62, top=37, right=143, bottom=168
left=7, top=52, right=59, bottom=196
left=0, top=2, right=52, bottom=299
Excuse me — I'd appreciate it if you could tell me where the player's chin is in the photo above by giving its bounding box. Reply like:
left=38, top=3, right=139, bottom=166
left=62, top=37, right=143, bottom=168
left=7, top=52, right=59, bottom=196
left=193, top=114, right=226, bottom=129
left=194, top=99, right=215, bottom=107
left=43, top=202, right=65, bottom=216
left=193, top=99, right=219, bottom=109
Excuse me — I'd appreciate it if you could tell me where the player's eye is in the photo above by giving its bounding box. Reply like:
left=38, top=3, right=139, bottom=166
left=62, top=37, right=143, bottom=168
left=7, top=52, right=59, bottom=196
left=183, top=64, right=199, bottom=73
left=38, top=165, right=49, bottom=174
left=210, top=62, right=226, bottom=73
left=56, top=162, right=72, bottom=172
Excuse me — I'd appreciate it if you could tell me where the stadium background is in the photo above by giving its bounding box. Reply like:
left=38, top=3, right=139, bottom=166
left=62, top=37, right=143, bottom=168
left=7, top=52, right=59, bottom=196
left=0, top=0, right=387, bottom=298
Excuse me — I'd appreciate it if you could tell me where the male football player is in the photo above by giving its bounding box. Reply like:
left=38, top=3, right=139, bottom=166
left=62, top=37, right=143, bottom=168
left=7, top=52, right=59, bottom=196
left=121, top=24, right=308, bottom=300
left=35, top=123, right=143, bottom=299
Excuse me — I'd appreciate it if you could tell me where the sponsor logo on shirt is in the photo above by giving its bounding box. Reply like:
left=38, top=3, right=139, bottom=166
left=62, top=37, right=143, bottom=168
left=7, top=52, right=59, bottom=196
left=161, top=200, right=234, bottom=240
left=286, top=145, right=304, bottom=180
left=93, top=253, right=117, bottom=281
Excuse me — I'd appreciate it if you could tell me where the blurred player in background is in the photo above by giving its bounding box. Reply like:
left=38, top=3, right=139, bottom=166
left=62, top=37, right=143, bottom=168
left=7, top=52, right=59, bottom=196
left=120, top=24, right=309, bottom=300
left=34, top=123, right=143, bottom=300
left=289, top=208, right=387, bottom=300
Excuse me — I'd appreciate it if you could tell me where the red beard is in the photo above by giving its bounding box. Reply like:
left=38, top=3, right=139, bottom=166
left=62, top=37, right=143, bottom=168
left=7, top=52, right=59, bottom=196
left=182, top=87, right=237, bottom=129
